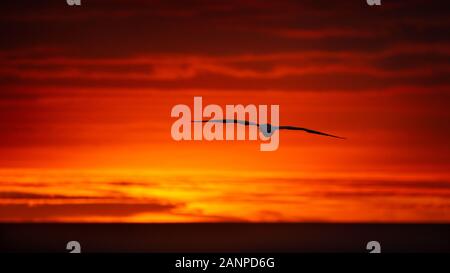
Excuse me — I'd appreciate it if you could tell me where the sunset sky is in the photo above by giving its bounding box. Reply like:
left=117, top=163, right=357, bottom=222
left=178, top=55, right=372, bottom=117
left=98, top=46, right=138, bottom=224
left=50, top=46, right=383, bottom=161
left=0, top=0, right=449, bottom=222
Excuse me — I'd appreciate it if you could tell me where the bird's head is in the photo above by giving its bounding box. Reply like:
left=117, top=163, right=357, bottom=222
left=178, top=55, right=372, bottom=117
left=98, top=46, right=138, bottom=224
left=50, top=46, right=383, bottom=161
left=258, top=124, right=276, bottom=137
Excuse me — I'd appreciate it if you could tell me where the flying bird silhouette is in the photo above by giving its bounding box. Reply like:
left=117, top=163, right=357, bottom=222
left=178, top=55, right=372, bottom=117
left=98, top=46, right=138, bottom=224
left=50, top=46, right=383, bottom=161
left=193, top=119, right=345, bottom=139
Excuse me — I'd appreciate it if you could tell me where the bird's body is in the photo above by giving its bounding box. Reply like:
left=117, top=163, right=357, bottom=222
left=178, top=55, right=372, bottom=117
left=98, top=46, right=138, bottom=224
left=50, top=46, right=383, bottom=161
left=193, top=119, right=345, bottom=139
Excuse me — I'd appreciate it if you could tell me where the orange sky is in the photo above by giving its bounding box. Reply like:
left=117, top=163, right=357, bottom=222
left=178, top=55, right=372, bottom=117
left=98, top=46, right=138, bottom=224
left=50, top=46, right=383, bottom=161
left=0, top=0, right=449, bottom=222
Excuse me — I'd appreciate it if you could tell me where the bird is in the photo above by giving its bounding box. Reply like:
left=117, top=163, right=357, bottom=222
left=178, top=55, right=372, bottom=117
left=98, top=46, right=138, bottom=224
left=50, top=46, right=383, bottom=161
left=192, top=119, right=345, bottom=139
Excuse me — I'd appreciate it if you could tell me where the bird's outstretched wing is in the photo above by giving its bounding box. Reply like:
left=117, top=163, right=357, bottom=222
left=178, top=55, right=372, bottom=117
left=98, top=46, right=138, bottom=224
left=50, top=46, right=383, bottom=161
left=193, top=119, right=258, bottom=126
left=192, top=120, right=345, bottom=139
left=278, top=126, right=345, bottom=139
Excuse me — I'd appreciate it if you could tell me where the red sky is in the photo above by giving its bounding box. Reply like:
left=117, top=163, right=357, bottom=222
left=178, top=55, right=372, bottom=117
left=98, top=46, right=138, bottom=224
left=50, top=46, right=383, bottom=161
left=0, top=0, right=449, bottom=222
